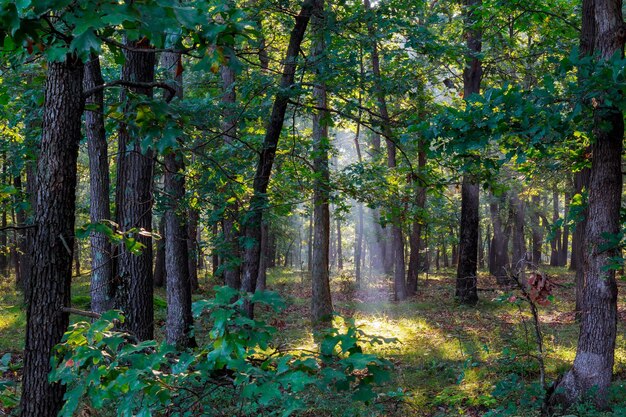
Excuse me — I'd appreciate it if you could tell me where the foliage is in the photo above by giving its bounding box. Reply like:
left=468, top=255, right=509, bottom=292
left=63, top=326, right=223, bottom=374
left=50, top=287, right=401, bottom=417
left=0, top=353, right=19, bottom=410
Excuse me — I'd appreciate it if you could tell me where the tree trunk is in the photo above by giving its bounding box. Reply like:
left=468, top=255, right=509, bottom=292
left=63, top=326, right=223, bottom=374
left=530, top=194, right=543, bottom=267
left=365, top=0, right=406, bottom=300
left=307, top=209, right=313, bottom=271
left=407, top=144, right=427, bottom=294
left=240, top=0, right=315, bottom=318
left=336, top=217, right=343, bottom=271
left=551, top=0, right=623, bottom=407
left=154, top=217, right=166, bottom=288
left=489, top=195, right=511, bottom=284
left=20, top=58, right=84, bottom=417
left=310, top=0, right=333, bottom=323
left=211, top=222, right=220, bottom=279
left=455, top=0, right=482, bottom=305
left=114, top=40, right=156, bottom=341
left=559, top=190, right=570, bottom=266
left=549, top=188, right=561, bottom=266
left=187, top=208, right=200, bottom=291
left=161, top=50, right=195, bottom=348
left=84, top=55, right=113, bottom=313
left=510, top=193, right=526, bottom=282
left=13, top=175, right=28, bottom=289
left=221, top=61, right=242, bottom=290
left=256, top=221, right=269, bottom=291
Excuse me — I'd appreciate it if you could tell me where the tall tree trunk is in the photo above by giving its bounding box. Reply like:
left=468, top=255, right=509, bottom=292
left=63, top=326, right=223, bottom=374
left=212, top=222, right=220, bottom=278
left=84, top=54, right=113, bottom=313
left=20, top=58, right=84, bottom=417
left=551, top=0, right=623, bottom=407
left=559, top=190, right=570, bottom=266
left=221, top=60, right=241, bottom=290
left=307, top=209, right=313, bottom=271
left=310, top=0, right=333, bottom=322
left=161, top=50, right=195, bottom=348
left=256, top=221, right=269, bottom=291
left=455, top=0, right=482, bottom=305
left=365, top=0, right=406, bottom=300
left=114, top=40, right=156, bottom=341
left=13, top=175, right=28, bottom=289
left=407, top=143, right=427, bottom=294
left=240, top=0, right=315, bottom=318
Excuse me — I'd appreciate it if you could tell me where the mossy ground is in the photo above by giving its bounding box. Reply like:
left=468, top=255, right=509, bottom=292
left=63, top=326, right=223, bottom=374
left=1, top=266, right=626, bottom=416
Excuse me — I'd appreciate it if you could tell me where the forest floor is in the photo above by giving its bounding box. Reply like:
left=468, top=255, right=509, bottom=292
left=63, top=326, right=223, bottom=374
left=1, top=267, right=626, bottom=416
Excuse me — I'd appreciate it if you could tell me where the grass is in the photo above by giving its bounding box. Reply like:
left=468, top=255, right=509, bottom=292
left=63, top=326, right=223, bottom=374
left=1, top=265, right=626, bottom=416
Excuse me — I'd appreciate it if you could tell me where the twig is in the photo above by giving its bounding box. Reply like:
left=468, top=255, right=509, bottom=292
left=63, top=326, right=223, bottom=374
left=61, top=307, right=101, bottom=319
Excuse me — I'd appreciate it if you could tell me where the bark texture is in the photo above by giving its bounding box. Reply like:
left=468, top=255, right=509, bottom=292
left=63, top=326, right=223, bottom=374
left=551, top=0, right=624, bottom=407
left=455, top=0, right=482, bottom=305
left=20, top=58, right=84, bottom=417
left=85, top=54, right=113, bottom=313
left=114, top=40, right=156, bottom=341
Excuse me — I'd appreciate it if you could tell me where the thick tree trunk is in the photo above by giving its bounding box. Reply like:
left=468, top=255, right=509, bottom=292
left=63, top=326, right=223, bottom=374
left=20, top=58, right=84, bottom=417
left=310, top=0, right=332, bottom=321
left=455, top=0, right=482, bottom=305
left=551, top=0, right=623, bottom=407
left=84, top=54, right=113, bottom=313
left=456, top=178, right=479, bottom=304
left=407, top=146, right=427, bottom=294
left=114, top=40, right=156, bottom=341
left=240, top=0, right=314, bottom=318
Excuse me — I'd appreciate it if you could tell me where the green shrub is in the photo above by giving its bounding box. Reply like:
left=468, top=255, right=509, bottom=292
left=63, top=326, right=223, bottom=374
left=50, top=287, right=402, bottom=417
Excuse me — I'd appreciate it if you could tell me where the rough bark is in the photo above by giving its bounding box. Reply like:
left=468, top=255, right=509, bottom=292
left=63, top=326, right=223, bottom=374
left=455, top=0, right=482, bottom=305
left=114, top=40, right=156, bottom=341
left=310, top=0, right=333, bottom=323
left=20, top=58, right=84, bottom=417
left=84, top=54, right=113, bottom=313
left=551, top=0, right=623, bottom=407
left=240, top=0, right=315, bottom=318
left=161, top=50, right=195, bottom=348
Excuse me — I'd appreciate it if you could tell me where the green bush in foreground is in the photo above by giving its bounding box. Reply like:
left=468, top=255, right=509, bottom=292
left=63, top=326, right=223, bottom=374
left=50, top=287, right=402, bottom=417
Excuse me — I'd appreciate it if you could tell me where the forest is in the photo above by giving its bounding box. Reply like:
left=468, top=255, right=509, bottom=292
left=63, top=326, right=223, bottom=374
left=0, top=0, right=625, bottom=416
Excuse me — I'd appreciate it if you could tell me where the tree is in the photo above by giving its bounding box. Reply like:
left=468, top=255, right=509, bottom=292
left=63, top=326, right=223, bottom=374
left=455, top=0, right=482, bottom=305
left=20, top=57, right=84, bottom=417
left=550, top=0, right=624, bottom=407
left=114, top=40, right=156, bottom=341
left=240, top=0, right=315, bottom=317
left=310, top=0, right=333, bottom=323
left=85, top=54, right=113, bottom=313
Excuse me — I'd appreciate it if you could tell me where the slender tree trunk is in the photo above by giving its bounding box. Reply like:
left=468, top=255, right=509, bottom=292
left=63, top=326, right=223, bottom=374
left=551, top=0, right=623, bottom=407
left=407, top=144, right=427, bottom=294
left=161, top=50, right=195, bottom=348
left=240, top=0, right=315, bottom=318
left=13, top=175, right=27, bottom=289
left=336, top=217, right=343, bottom=271
left=256, top=221, right=269, bottom=291
left=20, top=58, right=84, bottom=417
left=549, top=188, right=561, bottom=266
left=510, top=193, right=526, bottom=282
left=114, top=40, right=156, bottom=341
left=310, top=0, right=333, bottom=322
left=455, top=0, right=482, bottom=305
left=489, top=195, right=511, bottom=284
left=212, top=222, right=220, bottom=279
left=530, top=195, right=543, bottom=267
left=187, top=208, right=199, bottom=291
left=365, top=0, right=406, bottom=300
left=84, top=55, right=113, bottom=313
left=307, top=209, right=313, bottom=271
left=221, top=61, right=241, bottom=290
left=154, top=217, right=166, bottom=288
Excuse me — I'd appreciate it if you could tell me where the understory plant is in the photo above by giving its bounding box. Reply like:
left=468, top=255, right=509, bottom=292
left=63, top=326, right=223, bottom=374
left=50, top=287, right=402, bottom=417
